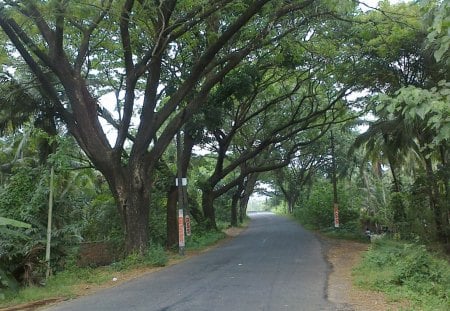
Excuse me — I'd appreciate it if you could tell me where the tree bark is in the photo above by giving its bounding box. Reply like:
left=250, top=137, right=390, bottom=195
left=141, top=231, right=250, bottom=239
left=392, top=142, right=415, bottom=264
left=424, top=157, right=447, bottom=243
left=115, top=186, right=150, bottom=255
left=239, top=173, right=259, bottom=222
left=231, top=189, right=240, bottom=227
left=239, top=194, right=249, bottom=223
left=201, top=188, right=217, bottom=230
left=288, top=199, right=294, bottom=214
left=188, top=196, right=205, bottom=226
left=166, top=185, right=178, bottom=248
left=108, top=164, right=151, bottom=255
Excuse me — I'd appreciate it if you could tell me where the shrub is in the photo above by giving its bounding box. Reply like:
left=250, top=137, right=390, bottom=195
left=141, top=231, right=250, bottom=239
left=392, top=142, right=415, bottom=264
left=294, top=180, right=361, bottom=230
left=111, top=244, right=168, bottom=271
left=186, top=230, right=226, bottom=250
left=146, top=244, right=168, bottom=267
left=354, top=239, right=450, bottom=310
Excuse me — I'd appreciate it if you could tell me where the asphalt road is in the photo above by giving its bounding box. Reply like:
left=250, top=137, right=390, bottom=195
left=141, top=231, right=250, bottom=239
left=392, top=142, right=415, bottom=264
left=48, top=212, right=336, bottom=311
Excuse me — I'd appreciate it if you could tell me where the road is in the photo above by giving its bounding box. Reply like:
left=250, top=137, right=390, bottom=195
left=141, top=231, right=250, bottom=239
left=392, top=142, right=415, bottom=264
left=47, top=212, right=336, bottom=311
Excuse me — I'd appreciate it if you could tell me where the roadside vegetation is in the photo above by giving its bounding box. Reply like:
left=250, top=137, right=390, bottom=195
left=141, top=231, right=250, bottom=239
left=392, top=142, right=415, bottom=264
left=0, top=0, right=449, bottom=309
left=271, top=179, right=450, bottom=310
left=354, top=239, right=450, bottom=311
left=0, top=229, right=228, bottom=307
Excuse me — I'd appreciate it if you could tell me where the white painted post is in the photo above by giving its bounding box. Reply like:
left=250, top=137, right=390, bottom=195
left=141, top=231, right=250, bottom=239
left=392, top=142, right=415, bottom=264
left=45, top=166, right=54, bottom=279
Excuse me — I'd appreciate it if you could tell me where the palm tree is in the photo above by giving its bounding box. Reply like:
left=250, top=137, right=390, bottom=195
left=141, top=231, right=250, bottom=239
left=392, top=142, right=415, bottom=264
left=0, top=73, right=57, bottom=165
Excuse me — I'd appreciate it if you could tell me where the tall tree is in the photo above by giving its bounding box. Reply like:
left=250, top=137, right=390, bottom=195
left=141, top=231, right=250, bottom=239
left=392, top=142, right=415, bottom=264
left=0, top=0, right=358, bottom=254
left=274, top=144, right=327, bottom=214
left=196, top=67, right=350, bottom=228
left=351, top=1, right=450, bottom=242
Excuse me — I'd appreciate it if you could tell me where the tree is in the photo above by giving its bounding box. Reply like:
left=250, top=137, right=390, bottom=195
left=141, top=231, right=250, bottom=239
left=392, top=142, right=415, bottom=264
left=273, top=142, right=327, bottom=214
left=197, top=65, right=350, bottom=228
left=0, top=0, right=358, bottom=254
left=351, top=1, right=450, bottom=242
left=0, top=72, right=57, bottom=166
left=425, top=0, right=450, bottom=64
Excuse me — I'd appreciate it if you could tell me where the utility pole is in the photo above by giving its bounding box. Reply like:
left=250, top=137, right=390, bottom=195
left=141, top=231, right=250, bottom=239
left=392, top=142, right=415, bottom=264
left=176, top=131, right=185, bottom=255
left=330, top=131, right=339, bottom=228
left=45, top=166, right=54, bottom=279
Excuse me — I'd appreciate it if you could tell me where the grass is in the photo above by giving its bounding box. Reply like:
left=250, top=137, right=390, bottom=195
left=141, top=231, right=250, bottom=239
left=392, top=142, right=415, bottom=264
left=1, top=267, right=113, bottom=307
left=318, top=225, right=369, bottom=242
left=353, top=238, right=450, bottom=311
left=185, top=230, right=226, bottom=251
left=277, top=207, right=369, bottom=242
left=0, top=228, right=234, bottom=308
left=279, top=205, right=450, bottom=310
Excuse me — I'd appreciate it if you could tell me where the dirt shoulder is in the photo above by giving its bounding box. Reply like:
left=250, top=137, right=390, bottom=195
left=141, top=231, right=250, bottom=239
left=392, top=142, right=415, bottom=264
left=326, top=238, right=407, bottom=311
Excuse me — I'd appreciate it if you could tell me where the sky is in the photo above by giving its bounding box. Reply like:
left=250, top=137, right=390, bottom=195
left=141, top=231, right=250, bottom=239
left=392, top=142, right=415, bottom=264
left=360, top=0, right=406, bottom=11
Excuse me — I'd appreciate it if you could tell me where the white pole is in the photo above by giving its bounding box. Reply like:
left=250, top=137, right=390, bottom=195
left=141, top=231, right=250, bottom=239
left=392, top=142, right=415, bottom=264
left=45, top=166, right=54, bottom=279
left=176, top=131, right=185, bottom=255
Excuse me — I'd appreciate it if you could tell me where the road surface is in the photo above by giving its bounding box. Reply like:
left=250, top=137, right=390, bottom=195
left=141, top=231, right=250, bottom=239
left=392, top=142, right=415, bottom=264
left=47, top=212, right=336, bottom=311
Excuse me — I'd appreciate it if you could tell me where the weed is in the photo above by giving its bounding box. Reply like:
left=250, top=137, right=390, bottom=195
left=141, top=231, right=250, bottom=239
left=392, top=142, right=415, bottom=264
left=186, top=230, right=226, bottom=250
left=1, top=230, right=226, bottom=308
left=354, top=239, right=450, bottom=310
left=111, top=244, right=168, bottom=271
left=146, top=244, right=168, bottom=267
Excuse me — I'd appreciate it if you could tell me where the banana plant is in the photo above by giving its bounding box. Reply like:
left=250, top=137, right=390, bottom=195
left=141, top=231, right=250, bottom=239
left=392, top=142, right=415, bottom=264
left=0, top=216, right=31, bottom=229
left=0, top=216, right=31, bottom=297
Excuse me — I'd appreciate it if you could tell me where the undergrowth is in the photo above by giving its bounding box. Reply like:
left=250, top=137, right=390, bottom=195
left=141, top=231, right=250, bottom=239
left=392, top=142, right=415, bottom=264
left=185, top=230, right=226, bottom=250
left=0, top=229, right=228, bottom=308
left=353, top=239, right=450, bottom=310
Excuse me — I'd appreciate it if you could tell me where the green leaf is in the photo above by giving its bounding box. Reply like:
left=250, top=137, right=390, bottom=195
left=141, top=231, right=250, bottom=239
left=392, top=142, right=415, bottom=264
left=434, top=42, right=449, bottom=62
left=0, top=227, right=30, bottom=240
left=0, top=216, right=31, bottom=228
left=415, top=105, right=429, bottom=120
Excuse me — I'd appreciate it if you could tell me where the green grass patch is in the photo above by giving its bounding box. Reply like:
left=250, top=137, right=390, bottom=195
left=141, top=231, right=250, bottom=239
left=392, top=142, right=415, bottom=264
left=0, top=266, right=112, bottom=307
left=0, top=244, right=169, bottom=308
left=110, top=244, right=168, bottom=271
left=353, top=239, right=450, bottom=310
left=185, top=230, right=226, bottom=250
left=281, top=208, right=368, bottom=242
left=319, top=225, right=369, bottom=242
left=0, top=229, right=232, bottom=308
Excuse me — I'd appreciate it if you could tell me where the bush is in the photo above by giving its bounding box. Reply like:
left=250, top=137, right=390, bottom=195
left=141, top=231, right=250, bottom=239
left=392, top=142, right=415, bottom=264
left=186, top=230, right=226, bottom=250
left=354, top=239, right=450, bottom=310
left=146, top=244, right=168, bottom=267
left=0, top=268, right=19, bottom=299
left=293, top=180, right=361, bottom=230
left=111, top=244, right=168, bottom=271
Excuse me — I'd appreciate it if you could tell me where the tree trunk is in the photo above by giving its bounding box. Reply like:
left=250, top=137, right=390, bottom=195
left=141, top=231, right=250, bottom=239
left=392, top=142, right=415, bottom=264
left=288, top=199, right=294, bottom=214
left=424, top=157, right=447, bottom=243
left=239, top=195, right=249, bottom=223
left=201, top=188, right=217, bottom=230
left=118, top=188, right=150, bottom=255
left=439, top=144, right=450, bottom=241
left=239, top=173, right=259, bottom=222
left=239, top=189, right=251, bottom=222
left=109, top=165, right=151, bottom=255
left=188, top=196, right=205, bottom=225
left=166, top=185, right=178, bottom=248
left=387, top=155, right=401, bottom=193
left=231, top=189, right=240, bottom=227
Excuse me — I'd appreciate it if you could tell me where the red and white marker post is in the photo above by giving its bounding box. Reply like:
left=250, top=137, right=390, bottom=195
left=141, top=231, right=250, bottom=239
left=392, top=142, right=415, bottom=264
left=178, top=209, right=185, bottom=255
left=333, top=203, right=339, bottom=228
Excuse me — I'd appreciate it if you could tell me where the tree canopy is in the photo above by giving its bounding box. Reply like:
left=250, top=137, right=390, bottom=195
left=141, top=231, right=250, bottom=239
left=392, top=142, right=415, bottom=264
left=0, top=0, right=448, bottom=282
